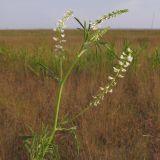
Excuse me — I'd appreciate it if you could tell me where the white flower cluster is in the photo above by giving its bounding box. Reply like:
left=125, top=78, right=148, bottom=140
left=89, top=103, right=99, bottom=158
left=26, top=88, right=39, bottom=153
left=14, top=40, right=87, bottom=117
left=53, top=10, right=73, bottom=53
left=89, top=48, right=133, bottom=107
left=91, top=9, right=128, bottom=30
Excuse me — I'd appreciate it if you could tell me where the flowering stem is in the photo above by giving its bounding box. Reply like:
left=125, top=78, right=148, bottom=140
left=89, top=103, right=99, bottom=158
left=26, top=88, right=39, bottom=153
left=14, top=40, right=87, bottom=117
left=66, top=49, right=133, bottom=123
left=65, top=76, right=119, bottom=124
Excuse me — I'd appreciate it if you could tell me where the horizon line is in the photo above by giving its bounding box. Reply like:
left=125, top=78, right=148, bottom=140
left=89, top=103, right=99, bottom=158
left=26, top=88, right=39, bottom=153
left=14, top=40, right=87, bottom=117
left=0, top=28, right=160, bottom=31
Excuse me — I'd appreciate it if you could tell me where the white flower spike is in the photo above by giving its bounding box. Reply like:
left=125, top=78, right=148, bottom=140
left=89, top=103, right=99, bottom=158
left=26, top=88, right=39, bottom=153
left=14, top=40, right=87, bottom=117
left=89, top=48, right=133, bottom=108
left=53, top=10, right=73, bottom=55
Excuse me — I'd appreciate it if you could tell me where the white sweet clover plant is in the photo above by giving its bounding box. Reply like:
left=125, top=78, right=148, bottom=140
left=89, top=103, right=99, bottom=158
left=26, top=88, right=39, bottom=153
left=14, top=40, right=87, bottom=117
left=23, top=9, right=133, bottom=160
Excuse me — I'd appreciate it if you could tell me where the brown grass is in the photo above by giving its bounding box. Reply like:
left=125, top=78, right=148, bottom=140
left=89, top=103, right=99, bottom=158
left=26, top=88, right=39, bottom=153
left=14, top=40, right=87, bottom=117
left=0, top=30, right=160, bottom=160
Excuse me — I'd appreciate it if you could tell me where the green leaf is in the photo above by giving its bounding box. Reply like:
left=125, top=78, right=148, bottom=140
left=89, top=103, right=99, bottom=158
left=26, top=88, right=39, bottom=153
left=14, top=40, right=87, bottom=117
left=37, top=62, right=59, bottom=81
left=74, top=17, right=85, bottom=29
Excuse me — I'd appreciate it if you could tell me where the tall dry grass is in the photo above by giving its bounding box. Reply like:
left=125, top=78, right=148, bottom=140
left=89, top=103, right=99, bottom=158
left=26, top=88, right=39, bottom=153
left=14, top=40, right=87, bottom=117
left=0, top=30, right=160, bottom=159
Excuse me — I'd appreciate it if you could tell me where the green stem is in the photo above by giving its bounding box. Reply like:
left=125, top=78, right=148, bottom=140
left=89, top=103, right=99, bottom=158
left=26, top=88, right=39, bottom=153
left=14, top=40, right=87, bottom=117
left=60, top=57, right=63, bottom=81
left=67, top=104, right=91, bottom=123
left=43, top=46, right=86, bottom=156
left=50, top=57, right=79, bottom=139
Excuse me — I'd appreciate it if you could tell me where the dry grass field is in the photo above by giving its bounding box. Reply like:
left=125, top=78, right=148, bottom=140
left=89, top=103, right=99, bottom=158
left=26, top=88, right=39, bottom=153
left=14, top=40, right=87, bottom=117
left=0, top=29, right=160, bottom=160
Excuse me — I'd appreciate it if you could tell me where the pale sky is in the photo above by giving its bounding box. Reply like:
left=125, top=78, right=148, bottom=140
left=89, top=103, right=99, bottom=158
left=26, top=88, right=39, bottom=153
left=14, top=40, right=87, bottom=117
left=0, top=0, right=160, bottom=29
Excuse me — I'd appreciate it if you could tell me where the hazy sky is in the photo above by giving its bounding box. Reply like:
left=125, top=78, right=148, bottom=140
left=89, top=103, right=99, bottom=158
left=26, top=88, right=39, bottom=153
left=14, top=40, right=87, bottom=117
left=0, top=0, right=160, bottom=29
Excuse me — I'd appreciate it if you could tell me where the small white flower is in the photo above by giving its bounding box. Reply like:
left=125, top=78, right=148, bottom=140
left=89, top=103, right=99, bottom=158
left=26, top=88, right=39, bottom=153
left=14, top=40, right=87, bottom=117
left=109, top=89, right=113, bottom=93
left=55, top=45, right=63, bottom=49
left=122, top=52, right=127, bottom=56
left=113, top=67, right=120, bottom=73
left=104, top=86, right=109, bottom=93
left=127, top=48, right=132, bottom=53
left=100, top=87, right=104, bottom=91
left=91, top=23, right=95, bottom=27
left=92, top=96, right=97, bottom=99
left=119, top=61, right=124, bottom=66
left=105, top=90, right=108, bottom=94
left=61, top=34, right=65, bottom=38
left=121, top=68, right=126, bottom=72
left=108, top=76, right=114, bottom=80
left=101, top=95, right=104, bottom=100
left=58, top=19, right=63, bottom=23
left=120, top=55, right=125, bottom=60
left=96, top=101, right=100, bottom=105
left=118, top=74, right=124, bottom=78
left=105, top=86, right=109, bottom=89
left=61, top=29, right=64, bottom=33
left=60, top=40, right=66, bottom=43
left=127, top=54, right=133, bottom=62
left=66, top=10, right=73, bottom=15
left=93, top=102, right=98, bottom=106
left=124, top=62, right=130, bottom=67
left=101, top=19, right=104, bottom=23
left=53, top=37, right=58, bottom=41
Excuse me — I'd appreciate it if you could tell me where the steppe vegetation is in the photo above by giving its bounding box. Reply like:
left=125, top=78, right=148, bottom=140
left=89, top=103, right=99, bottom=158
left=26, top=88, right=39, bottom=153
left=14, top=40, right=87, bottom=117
left=0, top=16, right=160, bottom=159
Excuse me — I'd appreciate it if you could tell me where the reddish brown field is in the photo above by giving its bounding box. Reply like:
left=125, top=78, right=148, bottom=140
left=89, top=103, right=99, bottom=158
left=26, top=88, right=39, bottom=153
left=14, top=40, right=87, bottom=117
left=0, top=30, right=160, bottom=160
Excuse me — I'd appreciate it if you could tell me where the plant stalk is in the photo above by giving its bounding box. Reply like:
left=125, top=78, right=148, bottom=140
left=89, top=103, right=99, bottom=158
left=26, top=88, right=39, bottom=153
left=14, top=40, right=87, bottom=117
left=43, top=46, right=86, bottom=156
